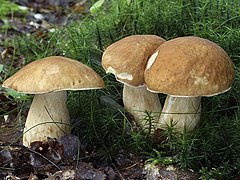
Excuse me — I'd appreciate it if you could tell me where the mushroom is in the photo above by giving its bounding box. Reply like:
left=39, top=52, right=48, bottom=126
left=144, top=36, right=235, bottom=132
left=102, top=35, right=166, bottom=132
left=3, top=56, right=105, bottom=147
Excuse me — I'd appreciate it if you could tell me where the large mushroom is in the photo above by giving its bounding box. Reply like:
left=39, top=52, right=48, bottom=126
left=144, top=36, right=234, bottom=132
left=102, top=35, right=166, bottom=132
left=3, top=56, right=105, bottom=147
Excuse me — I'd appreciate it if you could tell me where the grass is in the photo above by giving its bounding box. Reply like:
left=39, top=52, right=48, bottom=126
left=1, top=0, right=240, bottom=179
left=0, top=0, right=26, bottom=19
left=0, top=0, right=27, bottom=32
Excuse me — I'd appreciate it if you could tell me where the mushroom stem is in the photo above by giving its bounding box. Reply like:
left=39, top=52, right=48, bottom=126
left=123, top=85, right=162, bottom=132
left=23, top=91, right=71, bottom=147
left=158, top=96, right=201, bottom=132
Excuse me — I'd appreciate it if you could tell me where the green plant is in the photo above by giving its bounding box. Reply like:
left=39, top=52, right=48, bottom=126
left=147, top=149, right=178, bottom=166
left=199, top=166, right=233, bottom=180
left=0, top=0, right=26, bottom=19
left=2, top=0, right=240, bottom=178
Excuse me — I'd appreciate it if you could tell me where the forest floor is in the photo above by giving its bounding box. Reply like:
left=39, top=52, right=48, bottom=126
left=0, top=0, right=199, bottom=179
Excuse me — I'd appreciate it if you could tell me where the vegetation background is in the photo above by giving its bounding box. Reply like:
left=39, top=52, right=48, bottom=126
left=0, top=0, right=240, bottom=179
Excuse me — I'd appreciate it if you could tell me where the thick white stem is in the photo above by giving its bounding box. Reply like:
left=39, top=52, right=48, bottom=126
left=23, top=91, right=71, bottom=147
left=158, top=96, right=201, bottom=132
left=123, top=85, right=162, bottom=132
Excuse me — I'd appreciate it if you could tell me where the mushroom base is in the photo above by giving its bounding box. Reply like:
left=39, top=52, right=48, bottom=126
left=158, top=96, right=201, bottom=132
left=23, top=91, right=71, bottom=147
left=123, top=85, right=162, bottom=133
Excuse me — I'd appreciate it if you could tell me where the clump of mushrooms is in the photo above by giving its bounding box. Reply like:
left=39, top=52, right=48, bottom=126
left=102, top=35, right=166, bottom=132
left=3, top=56, right=105, bottom=147
left=144, top=36, right=235, bottom=132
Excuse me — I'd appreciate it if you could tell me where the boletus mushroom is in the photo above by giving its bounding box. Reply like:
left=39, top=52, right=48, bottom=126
left=3, top=56, right=105, bottom=146
left=102, top=35, right=166, bottom=132
left=144, top=36, right=234, bottom=132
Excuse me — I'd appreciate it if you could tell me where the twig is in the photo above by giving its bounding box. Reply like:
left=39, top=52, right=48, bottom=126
left=118, top=161, right=141, bottom=171
left=0, top=167, right=15, bottom=172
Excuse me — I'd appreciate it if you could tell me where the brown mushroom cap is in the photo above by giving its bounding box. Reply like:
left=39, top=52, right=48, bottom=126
left=144, top=36, right=235, bottom=96
left=3, top=56, right=105, bottom=94
left=102, top=35, right=166, bottom=86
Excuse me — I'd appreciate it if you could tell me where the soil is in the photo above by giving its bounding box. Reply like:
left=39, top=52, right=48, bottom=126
left=0, top=0, right=199, bottom=179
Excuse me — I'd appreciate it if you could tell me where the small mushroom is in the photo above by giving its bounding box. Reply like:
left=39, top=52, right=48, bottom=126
left=3, top=56, right=105, bottom=146
left=144, top=36, right=234, bottom=132
left=102, top=35, right=166, bottom=132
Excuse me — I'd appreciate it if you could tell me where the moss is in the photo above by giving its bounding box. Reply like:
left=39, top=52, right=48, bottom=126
left=8, top=0, right=240, bottom=178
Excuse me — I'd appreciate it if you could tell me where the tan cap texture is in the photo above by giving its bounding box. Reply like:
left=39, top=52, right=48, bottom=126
left=102, top=35, right=166, bottom=86
left=144, top=36, right=234, bottom=96
left=3, top=56, right=105, bottom=94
